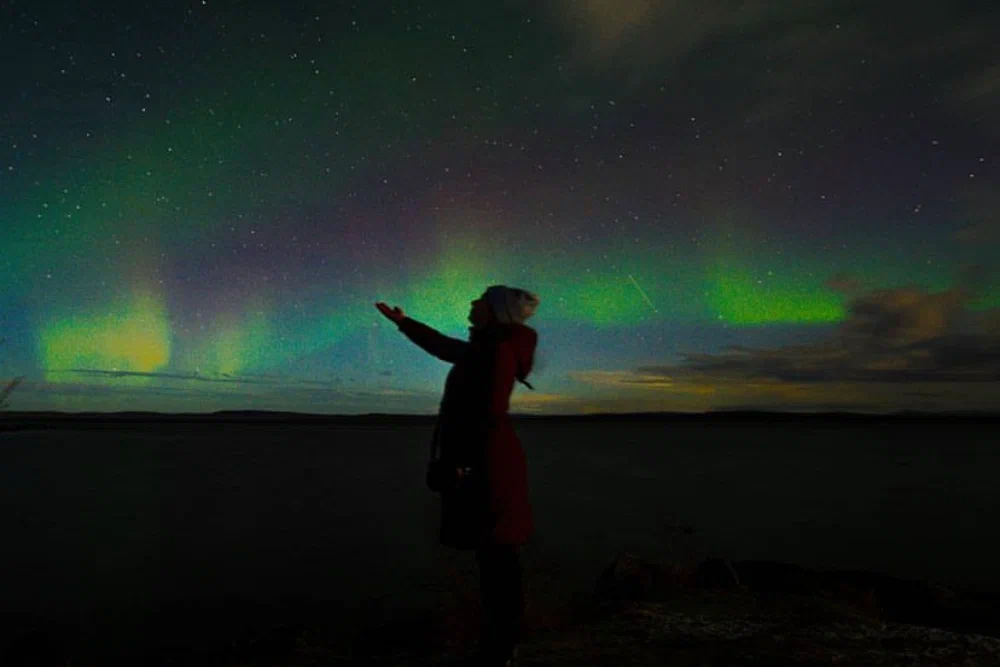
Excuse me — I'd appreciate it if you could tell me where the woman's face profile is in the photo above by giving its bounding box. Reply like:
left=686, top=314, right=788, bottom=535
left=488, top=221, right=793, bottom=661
left=469, top=293, right=491, bottom=327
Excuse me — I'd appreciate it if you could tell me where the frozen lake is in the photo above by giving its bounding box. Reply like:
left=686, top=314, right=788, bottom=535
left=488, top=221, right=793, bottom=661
left=1, top=418, right=997, bottom=659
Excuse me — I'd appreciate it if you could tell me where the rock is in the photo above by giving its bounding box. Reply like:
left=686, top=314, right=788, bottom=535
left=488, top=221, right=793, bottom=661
left=730, top=560, right=884, bottom=619
left=596, top=554, right=1000, bottom=639
left=694, top=557, right=743, bottom=590
left=730, top=560, right=1000, bottom=637
left=824, top=569, right=951, bottom=612
left=594, top=552, right=696, bottom=602
left=730, top=560, right=825, bottom=595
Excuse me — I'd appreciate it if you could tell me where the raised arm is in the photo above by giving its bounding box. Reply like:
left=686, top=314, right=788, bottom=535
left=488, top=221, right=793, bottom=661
left=397, top=316, right=470, bottom=364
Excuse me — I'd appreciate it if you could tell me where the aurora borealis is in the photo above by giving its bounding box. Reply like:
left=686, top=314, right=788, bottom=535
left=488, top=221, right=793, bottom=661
left=2, top=0, right=997, bottom=414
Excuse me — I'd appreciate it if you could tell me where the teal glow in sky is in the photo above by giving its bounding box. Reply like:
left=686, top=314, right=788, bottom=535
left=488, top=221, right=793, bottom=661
left=2, top=0, right=998, bottom=414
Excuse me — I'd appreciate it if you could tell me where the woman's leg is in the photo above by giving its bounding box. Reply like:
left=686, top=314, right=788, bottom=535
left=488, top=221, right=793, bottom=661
left=476, top=544, right=523, bottom=660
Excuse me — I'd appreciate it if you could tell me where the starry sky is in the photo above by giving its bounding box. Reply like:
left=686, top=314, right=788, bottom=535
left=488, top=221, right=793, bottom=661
left=1, top=0, right=997, bottom=415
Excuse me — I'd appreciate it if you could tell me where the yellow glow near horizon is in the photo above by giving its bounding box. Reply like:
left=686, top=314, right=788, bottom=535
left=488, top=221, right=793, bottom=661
left=37, top=289, right=171, bottom=382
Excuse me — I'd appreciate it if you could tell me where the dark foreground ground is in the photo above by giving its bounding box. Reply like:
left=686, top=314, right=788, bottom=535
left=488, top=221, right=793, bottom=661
left=5, top=551, right=1000, bottom=666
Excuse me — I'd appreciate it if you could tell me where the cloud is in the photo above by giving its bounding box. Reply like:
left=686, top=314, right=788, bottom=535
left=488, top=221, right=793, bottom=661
left=673, top=286, right=998, bottom=383
left=546, top=0, right=990, bottom=71
left=542, top=1, right=995, bottom=124
left=954, top=185, right=1000, bottom=245
left=956, top=62, right=1000, bottom=125
left=548, top=0, right=784, bottom=65
left=825, top=273, right=864, bottom=296
left=39, top=368, right=358, bottom=393
left=57, top=368, right=284, bottom=386
left=571, top=282, right=1000, bottom=411
left=14, top=374, right=431, bottom=412
left=954, top=223, right=1000, bottom=244
left=839, top=287, right=967, bottom=349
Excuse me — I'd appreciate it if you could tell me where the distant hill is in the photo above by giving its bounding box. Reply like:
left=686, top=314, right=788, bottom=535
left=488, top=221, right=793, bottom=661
left=1, top=409, right=997, bottom=432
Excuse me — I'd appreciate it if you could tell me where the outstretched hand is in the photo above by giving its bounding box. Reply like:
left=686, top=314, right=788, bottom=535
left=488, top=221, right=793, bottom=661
left=375, top=301, right=407, bottom=324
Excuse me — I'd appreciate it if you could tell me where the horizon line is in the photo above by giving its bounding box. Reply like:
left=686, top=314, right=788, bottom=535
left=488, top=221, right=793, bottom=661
left=3, top=408, right=998, bottom=420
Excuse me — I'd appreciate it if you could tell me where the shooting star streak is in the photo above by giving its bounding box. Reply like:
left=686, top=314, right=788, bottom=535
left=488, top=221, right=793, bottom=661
left=627, top=274, right=659, bottom=313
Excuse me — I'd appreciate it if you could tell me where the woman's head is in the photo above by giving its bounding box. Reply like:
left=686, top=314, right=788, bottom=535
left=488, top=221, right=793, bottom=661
left=470, top=285, right=540, bottom=329
left=468, top=292, right=492, bottom=328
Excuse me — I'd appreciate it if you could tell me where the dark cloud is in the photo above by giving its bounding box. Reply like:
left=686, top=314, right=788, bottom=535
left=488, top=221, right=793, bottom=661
left=61, top=368, right=282, bottom=386
left=637, top=284, right=1000, bottom=385
left=16, top=376, right=431, bottom=410
left=954, top=185, right=1000, bottom=244
left=46, top=369, right=348, bottom=392
left=956, top=62, right=1000, bottom=130
left=954, top=223, right=1000, bottom=244
left=712, top=401, right=879, bottom=414
left=825, top=273, right=864, bottom=296
left=543, top=0, right=997, bottom=124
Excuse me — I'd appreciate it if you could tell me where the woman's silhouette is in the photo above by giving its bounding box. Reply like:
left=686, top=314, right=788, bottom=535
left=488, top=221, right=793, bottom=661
left=375, top=285, right=540, bottom=667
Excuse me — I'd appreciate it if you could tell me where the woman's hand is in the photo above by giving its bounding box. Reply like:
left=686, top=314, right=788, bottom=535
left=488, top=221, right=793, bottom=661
left=375, top=301, right=407, bottom=324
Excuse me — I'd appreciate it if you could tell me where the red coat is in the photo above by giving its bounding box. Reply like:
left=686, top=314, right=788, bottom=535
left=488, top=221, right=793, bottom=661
left=397, top=316, right=537, bottom=550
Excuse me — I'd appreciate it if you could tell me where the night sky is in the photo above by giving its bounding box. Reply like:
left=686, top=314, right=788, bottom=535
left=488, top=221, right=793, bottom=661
left=2, top=0, right=997, bottom=415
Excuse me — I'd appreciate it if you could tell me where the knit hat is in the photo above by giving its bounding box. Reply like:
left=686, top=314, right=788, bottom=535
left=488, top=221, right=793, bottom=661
left=485, top=285, right=540, bottom=325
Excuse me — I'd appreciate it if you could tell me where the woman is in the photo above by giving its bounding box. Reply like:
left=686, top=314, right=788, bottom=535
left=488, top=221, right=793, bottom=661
left=375, top=285, right=540, bottom=667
